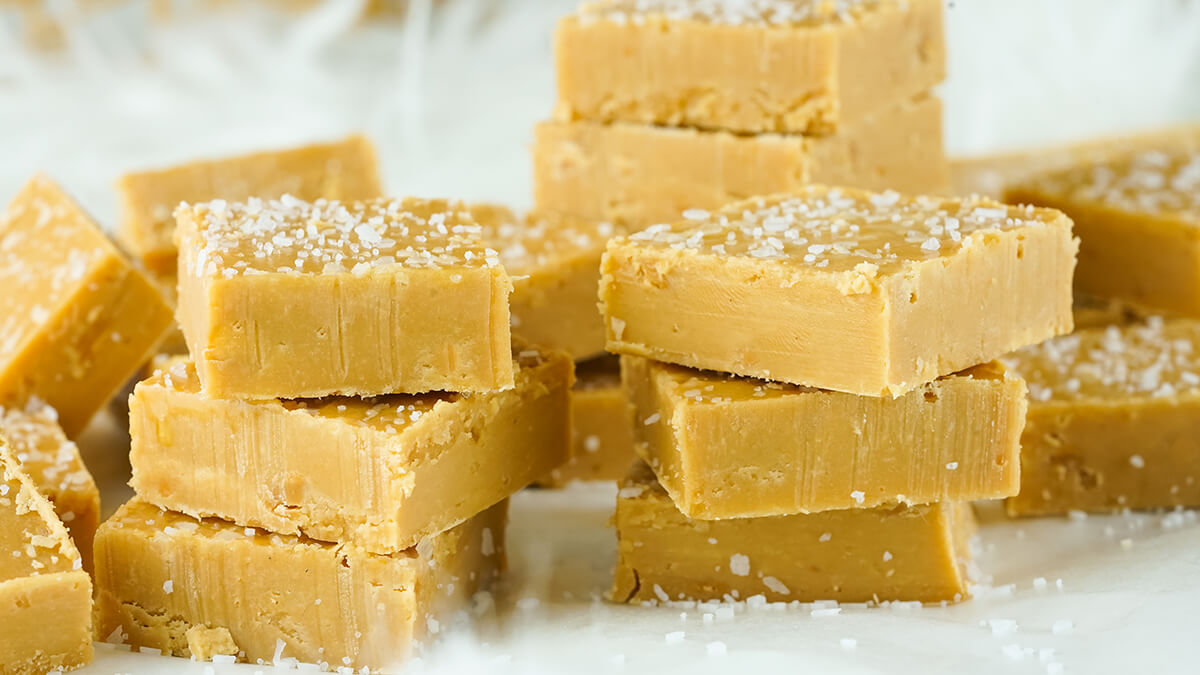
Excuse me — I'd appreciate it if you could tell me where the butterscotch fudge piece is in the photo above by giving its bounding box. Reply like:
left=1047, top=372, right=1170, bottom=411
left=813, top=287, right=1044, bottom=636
left=533, top=95, right=948, bottom=228
left=623, top=355, right=1025, bottom=518
left=95, top=498, right=506, bottom=670
left=1007, top=148, right=1200, bottom=318
left=0, top=443, right=93, bottom=675
left=601, top=186, right=1077, bottom=396
left=130, top=346, right=570, bottom=553
left=613, top=461, right=975, bottom=604
left=1002, top=318, right=1200, bottom=515
left=0, top=399, right=100, bottom=573
left=176, top=196, right=514, bottom=399
left=555, top=0, right=944, bottom=135
left=118, top=135, right=383, bottom=278
left=0, top=175, right=173, bottom=436
left=544, top=357, right=635, bottom=485
left=469, top=205, right=616, bottom=360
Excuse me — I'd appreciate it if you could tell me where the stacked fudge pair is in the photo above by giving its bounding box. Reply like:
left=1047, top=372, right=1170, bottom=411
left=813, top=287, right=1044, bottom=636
left=601, top=185, right=1079, bottom=605
left=92, top=195, right=577, bottom=671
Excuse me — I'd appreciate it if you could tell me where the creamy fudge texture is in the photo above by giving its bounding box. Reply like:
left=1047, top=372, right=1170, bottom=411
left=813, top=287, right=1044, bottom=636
left=612, top=461, right=976, bottom=605
left=118, top=135, right=383, bottom=278
left=0, top=442, right=93, bottom=675
left=601, top=186, right=1077, bottom=396
left=130, top=346, right=570, bottom=553
left=1003, top=318, right=1200, bottom=515
left=0, top=399, right=99, bottom=573
left=544, top=357, right=635, bottom=485
left=555, top=0, right=944, bottom=135
left=175, top=196, right=514, bottom=399
left=95, top=499, right=507, bottom=671
left=622, top=356, right=1025, bottom=518
left=533, top=95, right=948, bottom=228
left=470, top=204, right=617, bottom=360
left=1007, top=148, right=1200, bottom=318
left=0, top=175, right=173, bottom=436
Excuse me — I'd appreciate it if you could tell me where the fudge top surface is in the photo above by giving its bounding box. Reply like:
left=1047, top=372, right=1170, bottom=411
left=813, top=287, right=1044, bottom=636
left=1017, top=148, right=1200, bottom=222
left=574, top=0, right=890, bottom=27
left=468, top=204, right=617, bottom=274
left=0, top=399, right=95, bottom=501
left=1003, top=317, right=1200, bottom=404
left=176, top=196, right=502, bottom=277
left=0, top=442, right=82, bottom=582
left=618, top=185, right=1069, bottom=275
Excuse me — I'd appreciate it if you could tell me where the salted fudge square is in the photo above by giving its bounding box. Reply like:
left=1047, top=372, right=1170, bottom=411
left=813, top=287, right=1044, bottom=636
left=0, top=175, right=173, bottom=436
left=612, top=461, right=976, bottom=605
left=95, top=498, right=506, bottom=671
left=175, top=196, right=514, bottom=399
left=1003, top=318, right=1200, bottom=515
left=555, top=0, right=945, bottom=135
left=130, top=345, right=571, bottom=553
left=622, top=355, right=1025, bottom=519
left=601, top=186, right=1077, bottom=396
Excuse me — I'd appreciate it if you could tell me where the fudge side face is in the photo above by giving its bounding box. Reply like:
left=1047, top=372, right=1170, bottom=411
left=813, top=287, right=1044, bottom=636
left=175, top=196, right=514, bottom=399
left=1003, top=318, right=1200, bottom=515
left=544, top=357, right=636, bottom=485
left=0, top=175, right=173, bottom=436
left=555, top=0, right=944, bottom=135
left=600, top=185, right=1077, bottom=396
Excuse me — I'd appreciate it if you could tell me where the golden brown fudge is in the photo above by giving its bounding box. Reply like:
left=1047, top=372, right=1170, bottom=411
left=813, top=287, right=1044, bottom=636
left=176, top=196, right=514, bottom=399
left=544, top=357, right=635, bottom=485
left=469, top=205, right=617, bottom=360
left=533, top=95, right=948, bottom=228
left=0, top=442, right=93, bottom=675
left=0, top=175, right=173, bottom=436
left=1002, top=318, right=1200, bottom=515
left=130, top=346, right=570, bottom=553
left=1007, top=148, right=1200, bottom=318
left=601, top=186, right=1077, bottom=396
left=117, top=135, right=383, bottom=279
left=1071, top=294, right=1158, bottom=331
left=555, top=0, right=944, bottom=135
left=613, top=461, right=975, bottom=604
left=0, top=399, right=100, bottom=573
left=95, top=498, right=506, bottom=671
left=623, top=355, right=1025, bottom=518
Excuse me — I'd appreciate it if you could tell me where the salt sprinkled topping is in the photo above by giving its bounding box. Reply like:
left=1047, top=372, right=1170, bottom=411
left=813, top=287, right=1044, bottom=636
left=729, top=553, right=751, bottom=576
left=1026, top=148, right=1200, bottom=221
left=577, top=0, right=887, bottom=27
left=468, top=205, right=617, bottom=275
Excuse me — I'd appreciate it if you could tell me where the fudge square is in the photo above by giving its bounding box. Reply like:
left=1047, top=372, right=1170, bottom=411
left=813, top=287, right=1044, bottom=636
left=0, top=399, right=100, bottom=573
left=1006, top=148, right=1200, bottom=318
left=555, top=0, right=945, bottom=135
left=130, top=345, right=570, bottom=553
left=612, top=461, right=976, bottom=605
left=544, top=356, right=636, bottom=486
left=1003, top=318, right=1200, bottom=516
left=0, top=175, right=173, bottom=436
left=175, top=196, right=514, bottom=399
left=0, top=442, right=93, bottom=675
left=118, top=135, right=383, bottom=279
left=601, top=186, right=1078, bottom=396
left=95, top=498, right=506, bottom=670
left=622, top=355, right=1025, bottom=519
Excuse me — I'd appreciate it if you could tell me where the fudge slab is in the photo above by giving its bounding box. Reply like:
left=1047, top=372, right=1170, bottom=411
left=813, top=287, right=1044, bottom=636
left=533, top=95, right=948, bottom=228
left=613, top=461, right=975, bottom=605
left=470, top=205, right=617, bottom=360
left=555, top=0, right=944, bottom=135
left=1006, top=148, right=1200, bottom=318
left=623, top=355, right=1025, bottom=519
left=601, top=186, right=1077, bottom=396
left=130, top=346, right=570, bottom=553
left=544, top=357, right=635, bottom=485
left=176, top=196, right=514, bottom=399
left=0, top=175, right=173, bottom=436
left=0, top=442, right=93, bottom=675
left=0, top=399, right=100, bottom=573
left=1002, top=318, right=1200, bottom=515
left=95, top=498, right=506, bottom=671
left=118, top=135, right=383, bottom=278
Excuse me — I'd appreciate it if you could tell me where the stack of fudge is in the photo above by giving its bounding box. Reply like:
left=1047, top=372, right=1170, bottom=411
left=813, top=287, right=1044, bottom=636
left=601, top=185, right=1078, bottom=605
